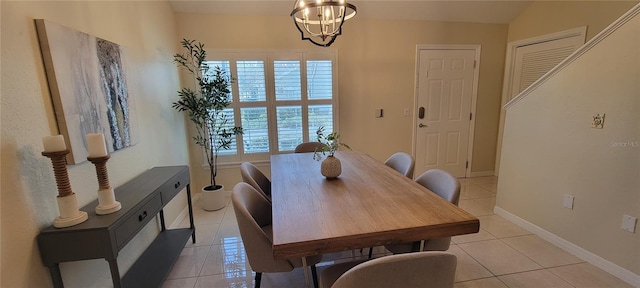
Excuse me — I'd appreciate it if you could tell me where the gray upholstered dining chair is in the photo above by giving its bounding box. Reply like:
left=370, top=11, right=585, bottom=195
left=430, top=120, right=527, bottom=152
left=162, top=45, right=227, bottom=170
left=384, top=169, right=461, bottom=254
left=319, top=252, right=457, bottom=288
left=294, top=142, right=328, bottom=153
left=240, top=162, right=271, bottom=201
left=384, top=152, right=415, bottom=179
left=232, top=182, right=323, bottom=288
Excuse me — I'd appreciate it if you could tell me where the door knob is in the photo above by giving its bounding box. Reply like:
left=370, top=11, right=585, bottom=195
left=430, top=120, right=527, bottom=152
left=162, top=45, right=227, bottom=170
left=419, top=123, right=427, bottom=128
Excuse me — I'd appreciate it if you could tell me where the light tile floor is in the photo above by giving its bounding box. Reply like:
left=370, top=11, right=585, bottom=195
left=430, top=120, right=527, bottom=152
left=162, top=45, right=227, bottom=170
left=162, top=176, right=633, bottom=288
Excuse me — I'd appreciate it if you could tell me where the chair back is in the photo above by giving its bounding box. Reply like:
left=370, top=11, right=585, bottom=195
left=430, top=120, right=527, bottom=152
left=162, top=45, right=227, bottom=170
left=231, top=183, right=294, bottom=273
left=415, top=169, right=461, bottom=205
left=384, top=152, right=415, bottom=178
left=331, top=252, right=457, bottom=288
left=415, top=169, right=461, bottom=251
left=294, top=142, right=328, bottom=153
left=240, top=162, right=271, bottom=201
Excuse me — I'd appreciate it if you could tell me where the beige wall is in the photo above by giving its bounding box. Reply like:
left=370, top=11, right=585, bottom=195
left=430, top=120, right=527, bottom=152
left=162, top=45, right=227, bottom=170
left=1, top=1, right=188, bottom=287
left=507, top=1, right=638, bottom=42
left=498, top=8, right=639, bottom=278
left=176, top=14, right=509, bottom=189
left=495, top=1, right=638, bottom=175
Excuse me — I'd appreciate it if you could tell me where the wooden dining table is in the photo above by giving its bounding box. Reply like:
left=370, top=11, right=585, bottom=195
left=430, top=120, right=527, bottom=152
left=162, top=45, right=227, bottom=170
left=270, top=150, right=480, bottom=261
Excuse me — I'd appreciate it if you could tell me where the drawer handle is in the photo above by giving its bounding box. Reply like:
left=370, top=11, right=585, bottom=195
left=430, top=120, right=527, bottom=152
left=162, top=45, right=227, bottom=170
left=174, top=181, right=180, bottom=189
left=138, top=211, right=148, bottom=222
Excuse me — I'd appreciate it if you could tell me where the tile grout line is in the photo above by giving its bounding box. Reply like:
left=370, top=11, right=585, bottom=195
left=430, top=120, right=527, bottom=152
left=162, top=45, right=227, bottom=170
left=488, top=216, right=581, bottom=288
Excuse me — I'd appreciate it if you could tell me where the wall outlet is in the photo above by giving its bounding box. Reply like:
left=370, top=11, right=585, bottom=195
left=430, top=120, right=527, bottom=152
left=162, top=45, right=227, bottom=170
left=563, top=194, right=574, bottom=210
left=621, top=215, right=637, bottom=233
left=592, top=113, right=605, bottom=129
left=403, top=107, right=409, bottom=116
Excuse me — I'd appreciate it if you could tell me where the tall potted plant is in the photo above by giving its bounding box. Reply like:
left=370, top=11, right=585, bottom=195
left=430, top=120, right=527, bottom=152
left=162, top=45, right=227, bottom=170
left=173, top=39, right=242, bottom=210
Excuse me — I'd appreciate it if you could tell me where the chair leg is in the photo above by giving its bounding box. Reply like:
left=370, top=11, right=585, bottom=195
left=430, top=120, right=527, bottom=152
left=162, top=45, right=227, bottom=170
left=311, top=265, right=319, bottom=288
left=255, top=272, right=262, bottom=288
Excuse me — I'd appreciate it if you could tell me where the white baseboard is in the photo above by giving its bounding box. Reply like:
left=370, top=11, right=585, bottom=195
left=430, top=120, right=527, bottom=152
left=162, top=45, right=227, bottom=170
left=469, top=171, right=495, bottom=177
left=494, top=206, right=640, bottom=287
left=168, top=193, right=200, bottom=229
left=168, top=191, right=233, bottom=229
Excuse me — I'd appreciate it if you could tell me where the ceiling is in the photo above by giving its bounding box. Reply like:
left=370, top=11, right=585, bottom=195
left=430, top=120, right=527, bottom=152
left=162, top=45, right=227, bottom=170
left=169, top=0, right=534, bottom=24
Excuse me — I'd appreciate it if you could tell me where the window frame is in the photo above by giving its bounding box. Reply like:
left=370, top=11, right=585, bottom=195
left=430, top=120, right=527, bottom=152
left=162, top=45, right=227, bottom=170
left=207, top=50, right=339, bottom=165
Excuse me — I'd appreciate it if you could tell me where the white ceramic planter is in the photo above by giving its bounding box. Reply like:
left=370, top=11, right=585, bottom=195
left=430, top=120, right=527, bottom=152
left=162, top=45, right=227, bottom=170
left=201, top=185, right=226, bottom=211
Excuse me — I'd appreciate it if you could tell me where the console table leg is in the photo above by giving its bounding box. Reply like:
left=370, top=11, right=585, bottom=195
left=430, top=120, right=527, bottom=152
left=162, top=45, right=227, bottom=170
left=159, top=210, right=166, bottom=231
left=107, top=259, right=122, bottom=288
left=187, top=184, right=196, bottom=243
left=49, top=264, right=64, bottom=288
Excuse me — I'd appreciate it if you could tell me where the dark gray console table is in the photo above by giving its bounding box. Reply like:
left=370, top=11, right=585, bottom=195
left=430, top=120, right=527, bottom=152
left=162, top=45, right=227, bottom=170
left=37, top=165, right=195, bottom=288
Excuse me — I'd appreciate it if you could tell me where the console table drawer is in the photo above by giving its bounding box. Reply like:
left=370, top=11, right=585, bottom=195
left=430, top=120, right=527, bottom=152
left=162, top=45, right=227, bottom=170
left=115, top=194, right=162, bottom=249
left=161, top=168, right=189, bottom=204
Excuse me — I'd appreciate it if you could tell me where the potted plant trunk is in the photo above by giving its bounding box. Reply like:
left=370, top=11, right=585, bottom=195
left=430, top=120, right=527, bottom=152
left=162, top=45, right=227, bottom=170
left=173, top=39, right=242, bottom=211
left=313, top=126, right=350, bottom=179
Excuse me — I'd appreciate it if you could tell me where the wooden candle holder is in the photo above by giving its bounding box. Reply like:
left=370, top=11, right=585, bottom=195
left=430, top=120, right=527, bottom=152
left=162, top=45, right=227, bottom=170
left=41, top=150, right=73, bottom=197
left=88, top=155, right=121, bottom=215
left=88, top=155, right=111, bottom=190
left=41, top=150, right=88, bottom=228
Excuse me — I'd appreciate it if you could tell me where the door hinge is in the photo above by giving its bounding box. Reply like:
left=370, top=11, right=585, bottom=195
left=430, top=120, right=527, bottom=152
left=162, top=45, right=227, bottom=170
left=469, top=113, right=472, bottom=120
left=466, top=161, right=469, bottom=169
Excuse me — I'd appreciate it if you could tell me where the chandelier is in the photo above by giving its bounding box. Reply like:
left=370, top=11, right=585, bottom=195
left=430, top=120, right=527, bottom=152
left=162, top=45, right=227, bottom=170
left=291, top=0, right=357, bottom=47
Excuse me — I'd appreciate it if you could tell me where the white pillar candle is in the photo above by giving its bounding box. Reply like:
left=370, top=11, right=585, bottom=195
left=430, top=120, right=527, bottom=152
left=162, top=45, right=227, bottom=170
left=86, top=133, right=108, bottom=157
left=42, top=135, right=67, bottom=152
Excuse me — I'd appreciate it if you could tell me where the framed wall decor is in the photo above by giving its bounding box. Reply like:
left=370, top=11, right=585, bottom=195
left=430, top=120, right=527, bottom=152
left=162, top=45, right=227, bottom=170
left=35, top=19, right=138, bottom=164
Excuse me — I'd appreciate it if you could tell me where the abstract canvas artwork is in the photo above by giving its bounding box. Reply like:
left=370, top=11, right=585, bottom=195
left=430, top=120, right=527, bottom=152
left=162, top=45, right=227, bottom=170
left=35, top=19, right=138, bottom=164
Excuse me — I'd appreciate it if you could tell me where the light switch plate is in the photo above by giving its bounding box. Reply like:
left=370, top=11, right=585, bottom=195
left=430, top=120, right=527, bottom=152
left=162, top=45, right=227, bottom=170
left=563, top=194, right=574, bottom=210
left=592, top=113, right=605, bottom=129
left=621, top=215, right=637, bottom=233
left=375, top=109, right=384, bottom=118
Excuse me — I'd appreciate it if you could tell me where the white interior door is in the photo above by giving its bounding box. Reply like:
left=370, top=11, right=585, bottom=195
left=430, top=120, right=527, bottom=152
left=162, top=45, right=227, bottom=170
left=414, top=49, right=476, bottom=178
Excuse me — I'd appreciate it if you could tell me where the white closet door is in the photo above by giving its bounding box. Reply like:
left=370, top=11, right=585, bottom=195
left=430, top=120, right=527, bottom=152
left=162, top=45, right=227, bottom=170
left=496, top=27, right=586, bottom=176
left=509, top=35, right=585, bottom=101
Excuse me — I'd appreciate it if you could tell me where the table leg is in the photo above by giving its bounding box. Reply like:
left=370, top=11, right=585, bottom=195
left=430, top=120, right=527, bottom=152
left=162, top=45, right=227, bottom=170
left=311, top=265, right=319, bottom=288
left=419, top=240, right=425, bottom=252
left=187, top=184, right=196, bottom=243
left=48, top=263, right=64, bottom=288
left=159, top=210, right=166, bottom=231
left=107, top=259, right=122, bottom=288
left=302, top=257, right=310, bottom=288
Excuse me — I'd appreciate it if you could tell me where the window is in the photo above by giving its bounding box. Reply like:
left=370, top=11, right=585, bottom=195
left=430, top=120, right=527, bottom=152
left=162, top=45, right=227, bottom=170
left=207, top=51, right=338, bottom=163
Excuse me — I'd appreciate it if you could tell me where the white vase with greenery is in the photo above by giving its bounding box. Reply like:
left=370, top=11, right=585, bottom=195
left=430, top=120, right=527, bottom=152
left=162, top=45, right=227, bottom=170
left=313, top=126, right=350, bottom=179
